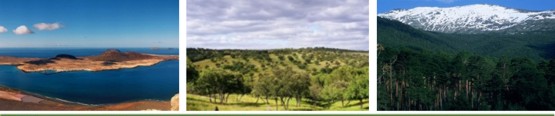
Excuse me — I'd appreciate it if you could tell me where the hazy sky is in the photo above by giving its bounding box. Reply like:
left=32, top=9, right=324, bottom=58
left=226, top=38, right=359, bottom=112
left=187, top=0, right=369, bottom=50
left=0, top=0, right=178, bottom=48
left=379, top=0, right=555, bottom=13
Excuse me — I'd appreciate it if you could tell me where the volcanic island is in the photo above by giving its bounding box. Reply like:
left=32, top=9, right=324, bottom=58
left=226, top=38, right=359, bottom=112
left=0, top=49, right=179, bottom=111
left=0, top=49, right=178, bottom=73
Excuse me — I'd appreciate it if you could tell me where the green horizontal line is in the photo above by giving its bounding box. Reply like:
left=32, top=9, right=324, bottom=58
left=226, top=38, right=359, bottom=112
left=0, top=114, right=552, bottom=116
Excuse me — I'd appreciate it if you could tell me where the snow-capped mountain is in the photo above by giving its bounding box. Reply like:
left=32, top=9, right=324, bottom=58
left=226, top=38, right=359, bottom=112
left=378, top=4, right=555, bottom=33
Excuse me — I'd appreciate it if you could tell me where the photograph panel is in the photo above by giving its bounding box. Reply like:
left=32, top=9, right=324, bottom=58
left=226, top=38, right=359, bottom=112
left=378, top=0, right=555, bottom=110
left=0, top=0, right=179, bottom=111
left=186, top=0, right=369, bottom=111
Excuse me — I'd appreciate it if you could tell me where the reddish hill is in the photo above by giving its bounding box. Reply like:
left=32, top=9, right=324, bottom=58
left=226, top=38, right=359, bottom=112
left=88, top=49, right=154, bottom=62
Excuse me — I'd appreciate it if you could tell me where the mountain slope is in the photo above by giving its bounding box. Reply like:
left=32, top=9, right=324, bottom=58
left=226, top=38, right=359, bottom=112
left=377, top=17, right=456, bottom=52
left=378, top=17, right=555, bottom=60
left=379, top=4, right=555, bottom=33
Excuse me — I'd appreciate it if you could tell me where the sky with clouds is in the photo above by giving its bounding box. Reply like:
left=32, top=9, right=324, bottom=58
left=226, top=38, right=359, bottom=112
left=0, top=0, right=178, bottom=48
left=379, top=0, right=555, bottom=13
left=187, top=0, right=369, bottom=50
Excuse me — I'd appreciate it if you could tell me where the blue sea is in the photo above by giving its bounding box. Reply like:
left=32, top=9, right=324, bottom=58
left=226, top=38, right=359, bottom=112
left=0, top=48, right=179, bottom=105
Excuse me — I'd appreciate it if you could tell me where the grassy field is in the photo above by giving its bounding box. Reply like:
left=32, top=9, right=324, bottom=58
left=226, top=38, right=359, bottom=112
left=187, top=94, right=369, bottom=111
left=187, top=48, right=369, bottom=111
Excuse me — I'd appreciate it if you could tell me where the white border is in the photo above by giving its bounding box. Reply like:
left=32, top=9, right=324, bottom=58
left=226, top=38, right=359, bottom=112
left=0, top=0, right=186, bottom=114
left=369, top=0, right=378, bottom=112
left=180, top=0, right=187, bottom=112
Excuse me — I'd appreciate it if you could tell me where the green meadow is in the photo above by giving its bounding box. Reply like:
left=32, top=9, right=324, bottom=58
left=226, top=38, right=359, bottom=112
left=186, top=48, right=369, bottom=111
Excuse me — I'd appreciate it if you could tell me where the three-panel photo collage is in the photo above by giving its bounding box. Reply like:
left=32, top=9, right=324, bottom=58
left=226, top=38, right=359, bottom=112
left=1, top=0, right=555, bottom=114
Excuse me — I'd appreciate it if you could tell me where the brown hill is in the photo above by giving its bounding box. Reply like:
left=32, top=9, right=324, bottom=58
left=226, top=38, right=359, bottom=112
left=3, top=49, right=177, bottom=72
left=88, top=49, right=154, bottom=62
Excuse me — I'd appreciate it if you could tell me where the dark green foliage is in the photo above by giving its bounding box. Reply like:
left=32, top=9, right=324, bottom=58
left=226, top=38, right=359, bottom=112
left=187, top=58, right=199, bottom=83
left=257, top=67, right=311, bottom=110
left=320, top=67, right=335, bottom=74
left=297, top=63, right=307, bottom=69
left=287, top=56, right=295, bottom=62
left=223, top=61, right=256, bottom=74
left=187, top=48, right=272, bottom=62
left=190, top=69, right=245, bottom=104
left=378, top=16, right=555, bottom=110
left=278, top=56, right=285, bottom=60
left=378, top=46, right=555, bottom=110
left=378, top=17, right=555, bottom=61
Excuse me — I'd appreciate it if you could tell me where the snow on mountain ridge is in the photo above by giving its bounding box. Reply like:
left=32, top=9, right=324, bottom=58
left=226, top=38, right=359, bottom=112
left=379, top=4, right=555, bottom=33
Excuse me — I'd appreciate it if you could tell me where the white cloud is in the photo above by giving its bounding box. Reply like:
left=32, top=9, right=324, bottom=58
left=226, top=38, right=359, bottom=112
left=34, top=22, right=62, bottom=30
left=0, top=26, right=7, bottom=33
left=13, top=25, right=33, bottom=35
left=187, top=0, right=369, bottom=50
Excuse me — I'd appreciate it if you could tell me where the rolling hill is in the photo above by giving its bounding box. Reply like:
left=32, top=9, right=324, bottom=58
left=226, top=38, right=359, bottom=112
left=186, top=47, right=369, bottom=111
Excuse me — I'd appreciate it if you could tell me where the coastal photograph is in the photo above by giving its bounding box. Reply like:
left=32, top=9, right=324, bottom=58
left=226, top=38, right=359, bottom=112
left=0, top=0, right=179, bottom=110
left=187, top=0, right=369, bottom=111
left=378, top=0, right=555, bottom=110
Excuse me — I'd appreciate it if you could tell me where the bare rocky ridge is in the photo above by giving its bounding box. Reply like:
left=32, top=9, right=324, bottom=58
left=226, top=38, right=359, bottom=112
left=88, top=49, right=156, bottom=62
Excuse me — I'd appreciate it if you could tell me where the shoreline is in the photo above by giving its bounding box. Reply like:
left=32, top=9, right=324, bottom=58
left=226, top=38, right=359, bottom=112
left=18, top=59, right=178, bottom=73
left=0, top=85, right=79, bottom=105
left=16, top=56, right=178, bottom=73
left=0, top=85, right=174, bottom=111
left=0, top=49, right=178, bottom=110
left=0, top=49, right=178, bottom=73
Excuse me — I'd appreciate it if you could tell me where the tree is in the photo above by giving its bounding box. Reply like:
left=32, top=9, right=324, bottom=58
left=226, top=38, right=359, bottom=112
left=346, top=67, right=369, bottom=109
left=188, top=48, right=369, bottom=110
left=253, top=67, right=311, bottom=110
left=195, top=69, right=241, bottom=104
left=186, top=58, right=199, bottom=83
left=252, top=75, right=273, bottom=104
left=290, top=71, right=311, bottom=107
left=288, top=56, right=295, bottom=62
left=322, top=66, right=356, bottom=107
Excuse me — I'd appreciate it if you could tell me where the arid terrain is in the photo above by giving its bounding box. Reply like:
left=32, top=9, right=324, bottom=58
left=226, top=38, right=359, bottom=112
left=0, top=56, right=40, bottom=65
left=0, top=49, right=178, bottom=73
left=0, top=86, right=178, bottom=111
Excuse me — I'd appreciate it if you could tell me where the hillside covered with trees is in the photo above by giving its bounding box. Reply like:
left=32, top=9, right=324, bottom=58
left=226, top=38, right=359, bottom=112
left=187, top=48, right=369, bottom=111
left=378, top=17, right=555, bottom=61
left=378, top=16, right=555, bottom=110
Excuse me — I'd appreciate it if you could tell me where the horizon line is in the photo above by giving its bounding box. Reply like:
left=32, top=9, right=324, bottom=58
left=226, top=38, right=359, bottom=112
left=0, top=47, right=179, bottom=49
left=379, top=3, right=555, bottom=13
left=186, top=47, right=369, bottom=52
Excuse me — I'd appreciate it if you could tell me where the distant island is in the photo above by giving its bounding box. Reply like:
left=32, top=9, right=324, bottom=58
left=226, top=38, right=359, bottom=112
left=0, top=49, right=178, bottom=73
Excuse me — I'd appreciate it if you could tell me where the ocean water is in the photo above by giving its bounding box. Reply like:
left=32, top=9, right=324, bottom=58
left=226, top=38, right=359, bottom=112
left=0, top=48, right=179, bottom=105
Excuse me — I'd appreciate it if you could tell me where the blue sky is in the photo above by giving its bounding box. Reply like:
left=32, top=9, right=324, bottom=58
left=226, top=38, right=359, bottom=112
left=379, top=0, right=555, bottom=13
left=0, top=0, right=178, bottom=48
